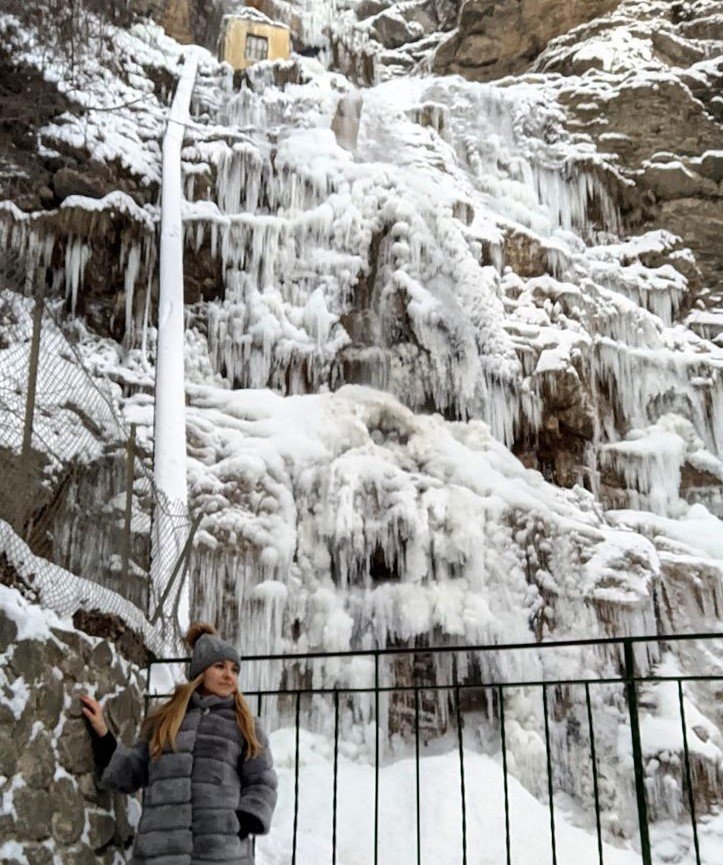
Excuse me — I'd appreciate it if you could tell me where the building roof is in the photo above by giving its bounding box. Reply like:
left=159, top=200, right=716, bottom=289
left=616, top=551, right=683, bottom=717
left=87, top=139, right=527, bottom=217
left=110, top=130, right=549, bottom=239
left=221, top=8, right=290, bottom=30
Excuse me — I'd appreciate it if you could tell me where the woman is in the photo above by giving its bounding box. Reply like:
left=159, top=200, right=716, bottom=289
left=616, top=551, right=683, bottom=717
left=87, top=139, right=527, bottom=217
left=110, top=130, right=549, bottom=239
left=81, top=622, right=277, bottom=865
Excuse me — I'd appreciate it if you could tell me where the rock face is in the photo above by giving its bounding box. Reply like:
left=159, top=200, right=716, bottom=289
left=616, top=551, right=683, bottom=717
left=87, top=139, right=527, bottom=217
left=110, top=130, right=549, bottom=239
left=331, top=93, right=364, bottom=151
left=0, top=587, right=146, bottom=865
left=160, top=0, right=231, bottom=48
left=162, top=0, right=196, bottom=44
left=427, top=0, right=723, bottom=305
left=533, top=1, right=723, bottom=303
left=433, top=0, right=620, bottom=80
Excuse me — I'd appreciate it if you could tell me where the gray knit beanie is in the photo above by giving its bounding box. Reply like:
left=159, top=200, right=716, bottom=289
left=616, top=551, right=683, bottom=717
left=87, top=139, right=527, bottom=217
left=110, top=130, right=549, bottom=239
left=186, top=622, right=241, bottom=680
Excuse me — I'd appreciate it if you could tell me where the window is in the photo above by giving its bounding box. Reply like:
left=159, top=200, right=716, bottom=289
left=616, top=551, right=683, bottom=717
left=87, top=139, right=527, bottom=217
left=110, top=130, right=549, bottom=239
left=245, top=34, right=269, bottom=62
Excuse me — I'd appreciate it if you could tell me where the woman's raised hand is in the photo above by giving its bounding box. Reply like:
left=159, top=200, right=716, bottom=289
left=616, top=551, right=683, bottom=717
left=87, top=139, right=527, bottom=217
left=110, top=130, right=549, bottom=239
left=79, top=692, right=109, bottom=736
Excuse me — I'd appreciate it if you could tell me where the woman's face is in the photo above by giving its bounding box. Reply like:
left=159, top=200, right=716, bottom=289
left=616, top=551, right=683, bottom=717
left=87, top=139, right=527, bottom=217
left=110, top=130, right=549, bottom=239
left=201, top=659, right=240, bottom=697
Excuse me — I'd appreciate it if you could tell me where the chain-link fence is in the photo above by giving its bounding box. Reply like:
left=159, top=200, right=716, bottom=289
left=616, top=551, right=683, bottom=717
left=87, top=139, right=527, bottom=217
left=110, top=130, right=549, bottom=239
left=0, top=248, right=195, bottom=654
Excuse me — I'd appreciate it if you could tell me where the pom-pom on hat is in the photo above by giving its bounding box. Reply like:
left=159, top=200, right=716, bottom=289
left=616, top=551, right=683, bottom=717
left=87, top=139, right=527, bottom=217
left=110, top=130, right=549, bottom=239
left=186, top=622, right=241, bottom=680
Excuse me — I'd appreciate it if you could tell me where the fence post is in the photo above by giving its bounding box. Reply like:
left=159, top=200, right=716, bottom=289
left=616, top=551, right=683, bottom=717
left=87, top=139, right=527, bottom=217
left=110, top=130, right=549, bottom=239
left=170, top=516, right=201, bottom=634
left=542, top=684, right=558, bottom=865
left=292, top=690, right=301, bottom=865
left=677, top=679, right=701, bottom=865
left=120, top=423, right=137, bottom=597
left=623, top=638, right=652, bottom=865
left=17, top=280, right=45, bottom=532
left=373, top=650, right=380, bottom=865
left=149, top=515, right=201, bottom=626
left=452, top=655, right=468, bottom=865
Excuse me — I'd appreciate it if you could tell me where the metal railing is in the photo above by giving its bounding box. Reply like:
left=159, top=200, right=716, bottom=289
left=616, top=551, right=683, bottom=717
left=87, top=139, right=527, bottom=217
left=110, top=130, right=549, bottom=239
left=145, top=631, right=723, bottom=865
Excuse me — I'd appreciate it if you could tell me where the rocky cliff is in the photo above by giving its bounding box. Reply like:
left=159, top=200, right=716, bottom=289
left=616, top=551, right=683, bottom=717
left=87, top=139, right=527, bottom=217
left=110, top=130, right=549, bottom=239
left=433, top=0, right=621, bottom=81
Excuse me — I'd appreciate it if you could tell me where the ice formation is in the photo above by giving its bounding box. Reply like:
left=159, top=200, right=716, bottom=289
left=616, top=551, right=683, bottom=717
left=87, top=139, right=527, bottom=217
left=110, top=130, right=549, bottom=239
left=172, top=61, right=723, bottom=472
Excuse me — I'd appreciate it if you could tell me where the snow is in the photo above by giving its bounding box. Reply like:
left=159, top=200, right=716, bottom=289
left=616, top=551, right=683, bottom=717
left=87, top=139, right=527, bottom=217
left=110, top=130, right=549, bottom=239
left=0, top=291, right=116, bottom=466
left=568, top=29, right=655, bottom=75
left=59, top=191, right=156, bottom=232
left=170, top=52, right=723, bottom=469
left=534, top=346, right=571, bottom=374
left=608, top=505, right=723, bottom=563
left=0, top=16, right=187, bottom=186
left=639, top=659, right=721, bottom=763
left=180, top=381, right=692, bottom=677
left=222, top=9, right=290, bottom=30
left=0, top=583, right=74, bottom=640
left=0, top=840, right=28, bottom=865
left=0, top=673, right=30, bottom=720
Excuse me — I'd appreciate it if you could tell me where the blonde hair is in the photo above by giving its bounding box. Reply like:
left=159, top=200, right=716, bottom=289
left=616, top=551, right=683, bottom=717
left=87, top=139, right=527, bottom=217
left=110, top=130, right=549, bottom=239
left=140, top=623, right=262, bottom=763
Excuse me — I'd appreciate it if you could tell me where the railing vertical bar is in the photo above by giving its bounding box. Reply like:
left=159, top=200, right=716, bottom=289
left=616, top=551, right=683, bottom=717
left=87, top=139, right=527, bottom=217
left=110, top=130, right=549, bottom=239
left=415, top=686, right=421, bottom=865
left=141, top=660, right=151, bottom=811
left=542, top=684, right=558, bottom=865
left=623, top=639, right=652, bottom=865
left=499, top=685, right=511, bottom=865
left=585, top=683, right=604, bottom=865
left=333, top=689, right=340, bottom=865
left=292, top=691, right=301, bottom=865
left=452, top=656, right=467, bottom=865
left=255, top=679, right=263, bottom=856
left=374, top=651, right=380, bottom=865
left=677, top=679, right=701, bottom=865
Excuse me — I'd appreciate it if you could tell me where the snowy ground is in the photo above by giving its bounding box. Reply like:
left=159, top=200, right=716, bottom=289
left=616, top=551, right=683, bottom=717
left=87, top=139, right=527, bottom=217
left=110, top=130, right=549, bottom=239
left=258, top=726, right=723, bottom=865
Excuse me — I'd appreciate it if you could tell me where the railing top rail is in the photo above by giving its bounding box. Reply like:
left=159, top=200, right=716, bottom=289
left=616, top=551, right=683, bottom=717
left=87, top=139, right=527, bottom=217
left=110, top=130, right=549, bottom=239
left=146, top=671, right=723, bottom=700
left=147, top=630, right=723, bottom=666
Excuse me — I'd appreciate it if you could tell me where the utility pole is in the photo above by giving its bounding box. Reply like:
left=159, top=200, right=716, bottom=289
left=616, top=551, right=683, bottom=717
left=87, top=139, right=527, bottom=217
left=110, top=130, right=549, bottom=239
left=151, top=48, right=200, bottom=638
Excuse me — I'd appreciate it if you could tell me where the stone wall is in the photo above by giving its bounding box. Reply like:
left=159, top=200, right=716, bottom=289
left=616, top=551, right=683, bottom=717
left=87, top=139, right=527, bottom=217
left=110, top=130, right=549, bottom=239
left=0, top=589, right=146, bottom=865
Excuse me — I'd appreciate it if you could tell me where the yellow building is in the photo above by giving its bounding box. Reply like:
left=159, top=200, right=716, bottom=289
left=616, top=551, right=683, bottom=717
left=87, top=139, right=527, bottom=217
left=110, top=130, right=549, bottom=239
left=219, top=9, right=292, bottom=71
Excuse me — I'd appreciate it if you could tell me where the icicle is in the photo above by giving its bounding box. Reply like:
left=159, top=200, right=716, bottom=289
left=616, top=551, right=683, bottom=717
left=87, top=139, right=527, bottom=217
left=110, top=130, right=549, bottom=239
left=64, top=238, right=91, bottom=315
left=594, top=338, right=723, bottom=458
left=210, top=223, right=218, bottom=260
left=123, top=241, right=141, bottom=345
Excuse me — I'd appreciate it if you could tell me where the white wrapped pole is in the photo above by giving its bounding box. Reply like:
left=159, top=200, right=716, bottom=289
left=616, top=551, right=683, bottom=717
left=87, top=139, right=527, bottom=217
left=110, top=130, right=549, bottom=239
left=151, top=50, right=199, bottom=638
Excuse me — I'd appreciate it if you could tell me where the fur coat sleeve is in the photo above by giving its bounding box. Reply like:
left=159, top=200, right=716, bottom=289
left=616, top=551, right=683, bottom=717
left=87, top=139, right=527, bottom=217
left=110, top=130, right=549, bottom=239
left=98, top=736, right=150, bottom=794
left=236, top=718, right=278, bottom=835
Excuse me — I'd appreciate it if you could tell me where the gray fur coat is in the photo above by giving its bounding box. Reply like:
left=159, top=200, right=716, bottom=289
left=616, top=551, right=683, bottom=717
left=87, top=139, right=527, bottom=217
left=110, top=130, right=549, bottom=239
left=99, top=691, right=278, bottom=865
